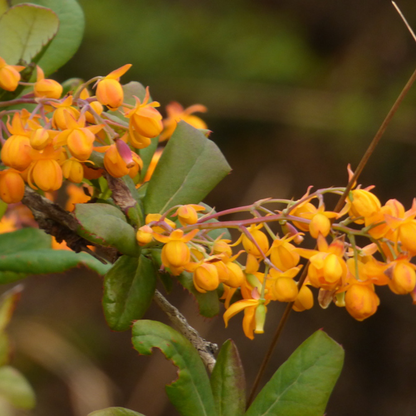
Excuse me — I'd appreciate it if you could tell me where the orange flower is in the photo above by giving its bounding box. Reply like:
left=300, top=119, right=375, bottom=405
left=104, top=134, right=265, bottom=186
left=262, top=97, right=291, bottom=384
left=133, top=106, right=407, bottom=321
left=0, top=170, right=25, bottom=203
left=0, top=57, right=24, bottom=91
left=96, top=64, right=131, bottom=110
left=124, top=87, right=163, bottom=141
left=159, top=102, right=207, bottom=142
left=34, top=66, right=62, bottom=99
left=345, top=284, right=379, bottom=321
left=154, top=229, right=198, bottom=276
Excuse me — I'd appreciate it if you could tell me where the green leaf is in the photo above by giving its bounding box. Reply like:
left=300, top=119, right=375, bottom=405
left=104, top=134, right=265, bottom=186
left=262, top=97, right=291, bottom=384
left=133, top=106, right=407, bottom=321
left=0, top=3, right=59, bottom=65
left=245, top=330, right=344, bottom=416
left=75, top=203, right=139, bottom=257
left=0, top=249, right=111, bottom=281
left=0, top=366, right=35, bottom=409
left=0, top=1, right=8, bottom=16
left=0, top=228, right=50, bottom=255
left=150, top=249, right=173, bottom=293
left=0, top=333, right=9, bottom=367
left=132, top=320, right=217, bottom=416
left=0, top=286, right=22, bottom=332
left=210, top=339, right=245, bottom=416
left=177, top=271, right=219, bottom=318
left=12, top=0, right=85, bottom=75
left=144, top=121, right=231, bottom=214
left=103, top=255, right=156, bottom=331
left=88, top=407, right=146, bottom=416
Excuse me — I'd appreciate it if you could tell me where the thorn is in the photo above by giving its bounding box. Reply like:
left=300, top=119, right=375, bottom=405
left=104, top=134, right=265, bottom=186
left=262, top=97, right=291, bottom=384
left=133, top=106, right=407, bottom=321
left=392, top=1, right=416, bottom=43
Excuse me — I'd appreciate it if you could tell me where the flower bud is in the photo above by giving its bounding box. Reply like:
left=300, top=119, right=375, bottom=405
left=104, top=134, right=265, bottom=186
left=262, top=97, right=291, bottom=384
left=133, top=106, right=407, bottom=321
left=96, top=78, right=124, bottom=110
left=242, top=226, right=270, bottom=258
left=388, top=262, right=416, bottom=295
left=309, top=212, right=331, bottom=238
left=223, top=262, right=245, bottom=288
left=345, top=284, right=379, bottom=321
left=0, top=58, right=24, bottom=91
left=162, top=240, right=190, bottom=268
left=293, top=285, right=314, bottom=312
left=30, top=128, right=51, bottom=150
left=193, top=263, right=220, bottom=293
left=136, top=225, right=154, bottom=246
left=28, top=159, right=62, bottom=191
left=104, top=144, right=129, bottom=178
left=349, top=189, right=381, bottom=223
left=1, top=135, right=32, bottom=171
left=34, top=66, right=62, bottom=99
left=62, top=159, right=84, bottom=183
left=273, top=277, right=298, bottom=302
left=0, top=170, right=25, bottom=203
left=213, top=239, right=232, bottom=258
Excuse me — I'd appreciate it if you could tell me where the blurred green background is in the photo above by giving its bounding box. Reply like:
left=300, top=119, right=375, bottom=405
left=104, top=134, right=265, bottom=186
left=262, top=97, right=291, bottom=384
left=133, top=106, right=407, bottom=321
left=8, top=0, right=416, bottom=415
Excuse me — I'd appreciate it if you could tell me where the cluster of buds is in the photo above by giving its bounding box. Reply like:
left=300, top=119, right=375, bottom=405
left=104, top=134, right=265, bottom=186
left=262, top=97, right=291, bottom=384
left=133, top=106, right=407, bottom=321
left=136, top=180, right=416, bottom=339
left=0, top=59, right=206, bottom=204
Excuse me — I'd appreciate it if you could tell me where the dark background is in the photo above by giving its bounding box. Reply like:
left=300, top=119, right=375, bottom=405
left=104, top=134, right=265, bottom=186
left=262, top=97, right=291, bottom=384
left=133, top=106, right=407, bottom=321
left=7, top=0, right=416, bottom=415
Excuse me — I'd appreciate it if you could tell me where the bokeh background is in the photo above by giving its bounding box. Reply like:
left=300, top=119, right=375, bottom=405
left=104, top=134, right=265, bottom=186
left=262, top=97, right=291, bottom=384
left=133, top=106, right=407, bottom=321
left=7, top=0, right=416, bottom=415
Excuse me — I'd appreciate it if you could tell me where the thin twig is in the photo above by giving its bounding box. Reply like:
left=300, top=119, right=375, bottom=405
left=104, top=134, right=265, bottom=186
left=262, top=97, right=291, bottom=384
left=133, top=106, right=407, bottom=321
left=153, top=290, right=218, bottom=372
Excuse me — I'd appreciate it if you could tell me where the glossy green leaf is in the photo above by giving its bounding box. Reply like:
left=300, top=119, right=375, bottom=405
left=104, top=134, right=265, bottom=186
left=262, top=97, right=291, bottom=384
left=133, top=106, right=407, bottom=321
left=103, top=255, right=156, bottom=331
left=177, top=271, right=219, bottom=318
left=210, top=339, right=245, bottom=416
left=132, top=320, right=217, bottom=416
left=0, top=3, right=59, bottom=65
left=0, top=249, right=111, bottom=281
left=88, top=407, right=145, bottom=416
left=75, top=203, right=139, bottom=257
left=245, top=330, right=344, bottom=416
left=144, top=121, right=231, bottom=214
left=12, top=0, right=85, bottom=75
left=0, top=366, right=35, bottom=409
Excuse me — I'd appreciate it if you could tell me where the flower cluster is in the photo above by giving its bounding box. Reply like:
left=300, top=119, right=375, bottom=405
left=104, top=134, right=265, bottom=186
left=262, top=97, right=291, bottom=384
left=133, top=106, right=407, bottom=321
left=0, top=59, right=207, bottom=203
left=136, top=182, right=416, bottom=339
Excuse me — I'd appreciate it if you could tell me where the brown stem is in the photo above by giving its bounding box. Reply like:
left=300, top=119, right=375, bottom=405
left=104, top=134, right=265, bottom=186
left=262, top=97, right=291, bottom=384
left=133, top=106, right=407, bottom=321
left=247, top=65, right=416, bottom=408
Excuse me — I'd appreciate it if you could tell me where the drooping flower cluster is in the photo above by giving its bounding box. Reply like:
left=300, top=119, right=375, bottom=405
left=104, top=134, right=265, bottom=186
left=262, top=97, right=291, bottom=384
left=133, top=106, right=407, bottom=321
left=0, top=60, right=207, bottom=203
left=136, top=180, right=416, bottom=339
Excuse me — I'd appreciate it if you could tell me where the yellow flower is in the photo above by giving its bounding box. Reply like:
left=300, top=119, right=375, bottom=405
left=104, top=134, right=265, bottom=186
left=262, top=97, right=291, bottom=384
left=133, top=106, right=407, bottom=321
left=175, top=204, right=205, bottom=226
left=293, top=285, right=314, bottom=312
left=51, top=96, right=80, bottom=130
left=224, top=296, right=267, bottom=340
left=154, top=229, right=198, bottom=276
left=192, top=262, right=220, bottom=293
left=296, top=235, right=347, bottom=291
left=96, top=64, right=132, bottom=110
left=55, top=113, right=103, bottom=161
left=61, top=158, right=84, bottom=183
left=241, top=224, right=270, bottom=258
left=27, top=145, right=63, bottom=191
left=0, top=57, right=24, bottom=91
left=347, top=188, right=381, bottom=224
left=0, top=170, right=25, bottom=203
left=345, top=283, right=379, bottom=321
left=268, top=235, right=300, bottom=271
left=34, top=66, right=62, bottom=99
left=136, top=225, right=154, bottom=246
left=124, top=87, right=163, bottom=143
left=159, top=102, right=207, bottom=142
